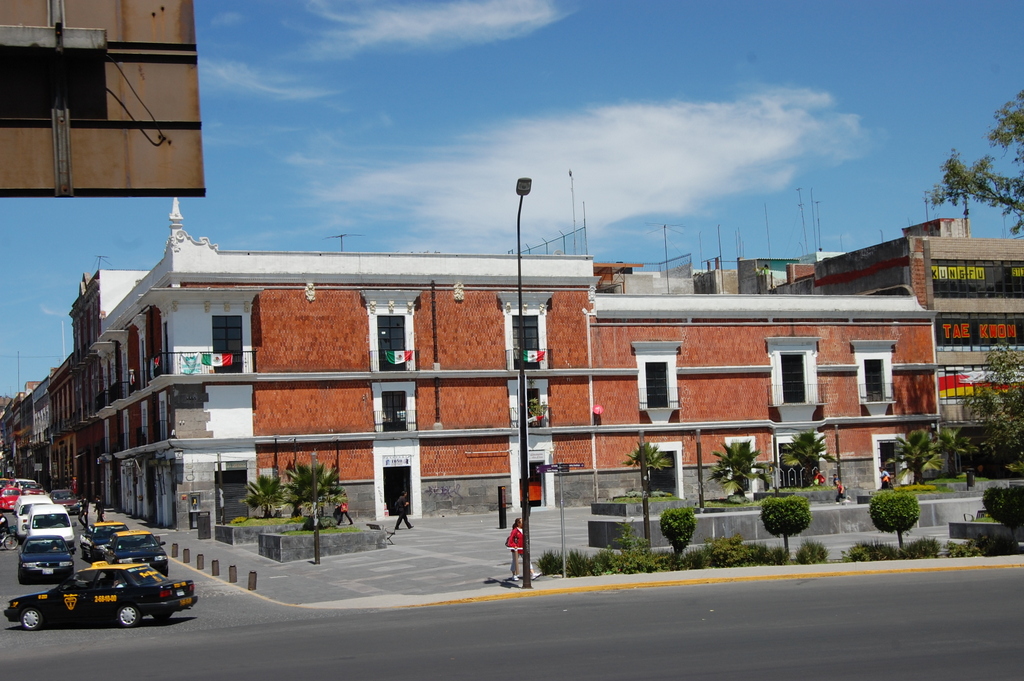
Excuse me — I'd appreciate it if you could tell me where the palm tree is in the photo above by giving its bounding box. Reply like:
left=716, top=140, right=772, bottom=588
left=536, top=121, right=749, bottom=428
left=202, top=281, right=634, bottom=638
left=709, top=440, right=770, bottom=496
left=284, top=463, right=345, bottom=517
left=781, top=430, right=836, bottom=486
left=621, top=442, right=672, bottom=471
left=936, top=427, right=976, bottom=475
left=243, top=474, right=285, bottom=518
left=890, top=430, right=943, bottom=485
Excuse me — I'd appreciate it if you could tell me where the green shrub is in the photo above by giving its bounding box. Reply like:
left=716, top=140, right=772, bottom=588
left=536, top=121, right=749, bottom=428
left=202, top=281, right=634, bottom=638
left=660, top=507, right=697, bottom=553
left=592, top=549, right=618, bottom=575
left=946, top=540, right=984, bottom=558
left=975, top=534, right=1020, bottom=556
left=536, top=550, right=563, bottom=576
left=900, top=537, right=940, bottom=559
left=229, top=516, right=249, bottom=525
left=748, top=543, right=790, bottom=566
left=795, top=540, right=830, bottom=564
left=612, top=525, right=662, bottom=574
left=869, top=491, right=921, bottom=548
left=897, top=484, right=939, bottom=493
left=302, top=515, right=338, bottom=530
left=843, top=541, right=901, bottom=562
left=566, top=549, right=596, bottom=577
left=983, top=487, right=1024, bottom=551
left=705, top=534, right=754, bottom=568
left=677, top=545, right=713, bottom=570
left=760, top=495, right=812, bottom=552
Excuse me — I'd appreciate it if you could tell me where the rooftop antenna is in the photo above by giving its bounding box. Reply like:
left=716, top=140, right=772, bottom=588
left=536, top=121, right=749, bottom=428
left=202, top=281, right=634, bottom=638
left=581, top=201, right=588, bottom=254
left=569, top=169, right=577, bottom=254
left=814, top=199, right=823, bottom=251
left=796, top=188, right=808, bottom=255
left=645, top=223, right=685, bottom=293
left=325, top=234, right=361, bottom=252
left=764, top=204, right=772, bottom=260
left=717, top=224, right=723, bottom=267
left=923, top=191, right=930, bottom=221
left=94, top=255, right=110, bottom=271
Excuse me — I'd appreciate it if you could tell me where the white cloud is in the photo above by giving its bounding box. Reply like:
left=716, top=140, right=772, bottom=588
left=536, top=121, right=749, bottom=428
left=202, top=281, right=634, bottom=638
left=200, top=59, right=336, bottom=101
left=210, top=12, right=244, bottom=27
left=306, top=0, right=565, bottom=57
left=310, top=89, right=866, bottom=252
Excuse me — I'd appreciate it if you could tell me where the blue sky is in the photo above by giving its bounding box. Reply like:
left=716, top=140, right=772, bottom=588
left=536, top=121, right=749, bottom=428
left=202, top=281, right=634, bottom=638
left=2, top=0, right=1024, bottom=396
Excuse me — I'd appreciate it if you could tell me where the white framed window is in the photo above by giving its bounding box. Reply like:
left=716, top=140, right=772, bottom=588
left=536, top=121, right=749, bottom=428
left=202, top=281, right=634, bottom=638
left=508, top=378, right=549, bottom=428
left=499, top=292, right=551, bottom=370
left=724, top=435, right=764, bottom=493
left=767, top=338, right=819, bottom=406
left=852, top=340, right=896, bottom=406
left=632, top=342, right=680, bottom=423
left=873, top=434, right=900, bottom=489
left=364, top=291, right=419, bottom=371
left=372, top=381, right=417, bottom=432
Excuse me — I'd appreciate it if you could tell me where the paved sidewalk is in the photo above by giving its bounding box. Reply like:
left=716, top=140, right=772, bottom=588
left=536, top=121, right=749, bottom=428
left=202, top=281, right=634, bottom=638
left=107, top=505, right=1024, bottom=610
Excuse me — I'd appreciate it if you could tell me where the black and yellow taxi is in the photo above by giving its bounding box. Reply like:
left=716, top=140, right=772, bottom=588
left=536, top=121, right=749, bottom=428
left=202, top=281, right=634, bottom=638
left=4, top=562, right=198, bottom=630
left=100, top=529, right=170, bottom=575
left=79, top=521, right=130, bottom=562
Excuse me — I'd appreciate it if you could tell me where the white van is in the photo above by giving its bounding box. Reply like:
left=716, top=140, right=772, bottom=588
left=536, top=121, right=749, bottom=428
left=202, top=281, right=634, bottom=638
left=25, top=504, right=75, bottom=549
left=14, top=495, right=53, bottom=540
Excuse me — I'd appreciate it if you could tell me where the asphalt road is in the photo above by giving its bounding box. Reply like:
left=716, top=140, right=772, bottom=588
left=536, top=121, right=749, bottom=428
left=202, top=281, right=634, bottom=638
left=1, top=533, right=1021, bottom=681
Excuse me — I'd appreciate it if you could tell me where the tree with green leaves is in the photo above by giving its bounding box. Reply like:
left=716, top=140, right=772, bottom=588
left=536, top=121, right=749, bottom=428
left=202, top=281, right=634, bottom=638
left=243, top=474, right=285, bottom=519
left=890, top=430, right=943, bottom=485
left=284, top=463, right=345, bottom=517
left=760, top=495, right=812, bottom=554
left=983, top=487, right=1024, bottom=553
left=869, top=490, right=920, bottom=549
left=936, top=427, right=976, bottom=475
left=709, top=440, right=770, bottom=496
left=781, top=430, right=835, bottom=487
left=932, top=89, right=1024, bottom=233
left=621, top=441, right=672, bottom=471
left=962, top=346, right=1024, bottom=466
left=659, top=507, right=697, bottom=554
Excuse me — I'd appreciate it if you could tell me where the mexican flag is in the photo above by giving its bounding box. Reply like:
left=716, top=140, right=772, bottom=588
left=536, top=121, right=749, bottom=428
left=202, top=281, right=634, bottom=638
left=523, top=350, right=546, bottom=362
left=385, top=350, right=413, bottom=364
left=201, top=353, right=234, bottom=367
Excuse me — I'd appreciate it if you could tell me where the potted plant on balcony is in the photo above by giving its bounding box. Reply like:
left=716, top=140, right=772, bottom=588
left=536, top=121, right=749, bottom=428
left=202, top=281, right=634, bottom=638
left=528, top=398, right=548, bottom=426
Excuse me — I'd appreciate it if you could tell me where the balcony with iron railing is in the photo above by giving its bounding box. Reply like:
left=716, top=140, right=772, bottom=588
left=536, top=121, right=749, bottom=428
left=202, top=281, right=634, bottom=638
left=374, top=410, right=417, bottom=433
left=154, top=350, right=257, bottom=376
left=769, top=381, right=824, bottom=407
left=859, top=382, right=895, bottom=403
left=509, top=406, right=551, bottom=428
left=369, top=350, right=419, bottom=372
left=639, top=396, right=680, bottom=411
left=94, top=389, right=108, bottom=412
left=505, top=348, right=551, bottom=371
left=135, top=426, right=149, bottom=447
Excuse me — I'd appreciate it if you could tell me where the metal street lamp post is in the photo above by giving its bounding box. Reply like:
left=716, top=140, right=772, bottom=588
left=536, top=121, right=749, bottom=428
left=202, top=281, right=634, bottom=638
left=515, top=177, right=533, bottom=589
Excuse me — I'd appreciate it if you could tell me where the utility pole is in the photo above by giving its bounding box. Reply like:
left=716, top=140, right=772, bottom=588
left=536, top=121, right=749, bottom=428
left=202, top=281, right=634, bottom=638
left=311, top=452, right=321, bottom=565
left=639, top=431, right=650, bottom=541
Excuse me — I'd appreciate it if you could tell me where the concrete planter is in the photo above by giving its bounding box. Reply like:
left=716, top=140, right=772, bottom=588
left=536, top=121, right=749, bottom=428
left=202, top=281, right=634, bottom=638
left=215, top=523, right=303, bottom=545
left=948, top=521, right=1024, bottom=542
left=591, top=499, right=694, bottom=517
left=589, top=496, right=984, bottom=549
left=259, top=529, right=387, bottom=562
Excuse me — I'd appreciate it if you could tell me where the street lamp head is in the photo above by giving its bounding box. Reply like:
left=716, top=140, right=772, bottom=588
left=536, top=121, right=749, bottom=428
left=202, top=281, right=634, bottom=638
left=516, top=178, right=532, bottom=196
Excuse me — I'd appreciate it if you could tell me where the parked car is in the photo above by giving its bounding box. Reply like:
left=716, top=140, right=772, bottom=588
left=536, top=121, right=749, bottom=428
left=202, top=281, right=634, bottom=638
left=48, top=489, right=82, bottom=516
left=0, top=485, right=21, bottom=512
left=101, top=530, right=169, bottom=575
left=25, top=503, right=75, bottom=549
left=5, top=562, right=198, bottom=629
left=80, top=521, right=130, bottom=562
left=17, top=535, right=75, bottom=584
left=14, top=495, right=53, bottom=540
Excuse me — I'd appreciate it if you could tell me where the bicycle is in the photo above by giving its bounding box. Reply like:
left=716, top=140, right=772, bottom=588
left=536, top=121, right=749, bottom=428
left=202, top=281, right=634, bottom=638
left=1, top=521, right=17, bottom=550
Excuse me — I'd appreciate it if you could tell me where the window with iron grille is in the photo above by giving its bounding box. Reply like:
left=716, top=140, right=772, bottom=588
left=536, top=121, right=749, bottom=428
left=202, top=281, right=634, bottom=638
left=780, top=354, right=806, bottom=403
left=382, top=391, right=407, bottom=432
left=645, top=362, right=669, bottom=409
left=863, top=359, right=885, bottom=401
left=512, top=315, right=540, bottom=369
left=212, top=316, right=243, bottom=373
left=378, top=315, right=405, bottom=372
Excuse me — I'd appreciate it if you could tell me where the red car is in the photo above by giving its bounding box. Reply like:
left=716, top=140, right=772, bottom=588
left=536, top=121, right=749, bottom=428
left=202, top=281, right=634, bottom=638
left=0, top=486, right=21, bottom=512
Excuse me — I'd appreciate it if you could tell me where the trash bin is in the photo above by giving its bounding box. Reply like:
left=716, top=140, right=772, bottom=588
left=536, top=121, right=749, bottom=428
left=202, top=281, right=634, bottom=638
left=966, top=470, right=976, bottom=489
left=197, top=511, right=211, bottom=540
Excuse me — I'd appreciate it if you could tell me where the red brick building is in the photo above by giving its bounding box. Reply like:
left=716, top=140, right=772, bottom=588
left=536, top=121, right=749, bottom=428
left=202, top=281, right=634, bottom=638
left=70, top=205, right=938, bottom=528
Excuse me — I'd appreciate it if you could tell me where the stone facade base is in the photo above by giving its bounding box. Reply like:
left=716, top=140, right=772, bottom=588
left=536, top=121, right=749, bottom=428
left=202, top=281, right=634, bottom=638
left=215, top=523, right=303, bottom=545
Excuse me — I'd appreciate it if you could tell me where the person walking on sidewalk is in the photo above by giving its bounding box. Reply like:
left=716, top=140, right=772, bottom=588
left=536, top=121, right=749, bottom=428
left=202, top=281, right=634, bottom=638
left=334, top=499, right=354, bottom=525
left=506, top=517, right=540, bottom=582
left=94, top=496, right=105, bottom=522
left=79, top=497, right=89, bottom=527
left=393, top=491, right=413, bottom=530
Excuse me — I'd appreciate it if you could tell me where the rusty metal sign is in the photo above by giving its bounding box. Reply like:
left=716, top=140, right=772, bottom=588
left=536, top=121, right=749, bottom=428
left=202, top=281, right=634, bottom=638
left=0, top=0, right=204, bottom=197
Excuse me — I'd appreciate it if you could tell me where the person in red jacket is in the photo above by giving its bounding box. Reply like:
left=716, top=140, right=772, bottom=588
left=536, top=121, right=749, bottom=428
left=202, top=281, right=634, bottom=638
left=505, top=518, right=540, bottom=581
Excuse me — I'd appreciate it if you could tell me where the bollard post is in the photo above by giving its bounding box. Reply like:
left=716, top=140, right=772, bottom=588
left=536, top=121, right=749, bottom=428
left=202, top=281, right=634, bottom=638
left=229, top=565, right=237, bottom=583
left=182, top=548, right=190, bottom=564
left=196, top=554, right=204, bottom=570
left=171, top=543, right=178, bottom=558
left=247, top=571, right=257, bottom=591
left=211, top=559, right=219, bottom=577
